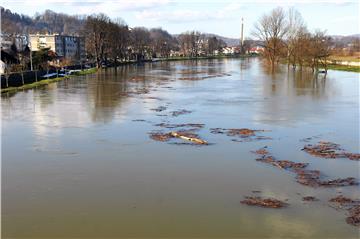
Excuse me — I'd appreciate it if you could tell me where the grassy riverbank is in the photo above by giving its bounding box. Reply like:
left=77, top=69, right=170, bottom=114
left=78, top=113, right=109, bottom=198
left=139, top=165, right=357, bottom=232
left=328, top=64, right=360, bottom=73
left=1, top=67, right=97, bottom=94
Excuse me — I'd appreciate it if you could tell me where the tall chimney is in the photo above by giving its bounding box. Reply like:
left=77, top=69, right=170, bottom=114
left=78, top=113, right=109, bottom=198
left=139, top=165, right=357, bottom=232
left=240, top=17, right=244, bottom=46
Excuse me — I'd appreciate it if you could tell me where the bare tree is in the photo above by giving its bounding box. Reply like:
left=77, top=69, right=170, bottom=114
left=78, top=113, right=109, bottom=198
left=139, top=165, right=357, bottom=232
left=149, top=28, right=177, bottom=58
left=308, top=30, right=332, bottom=72
left=252, top=7, right=289, bottom=69
left=286, top=8, right=306, bottom=68
left=84, top=13, right=110, bottom=68
left=130, top=27, right=151, bottom=61
left=106, top=19, right=130, bottom=65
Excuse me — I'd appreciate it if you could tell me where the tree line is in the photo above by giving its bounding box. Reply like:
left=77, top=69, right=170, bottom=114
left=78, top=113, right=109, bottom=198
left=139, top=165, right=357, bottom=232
left=252, top=7, right=333, bottom=72
left=83, top=14, right=228, bottom=67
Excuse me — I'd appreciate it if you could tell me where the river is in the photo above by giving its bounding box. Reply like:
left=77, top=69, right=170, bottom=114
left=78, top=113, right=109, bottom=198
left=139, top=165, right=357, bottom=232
left=2, top=58, right=359, bottom=238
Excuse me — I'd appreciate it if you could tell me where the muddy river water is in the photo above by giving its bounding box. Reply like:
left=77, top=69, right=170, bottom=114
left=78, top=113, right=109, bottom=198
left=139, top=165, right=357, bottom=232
left=2, top=58, right=359, bottom=238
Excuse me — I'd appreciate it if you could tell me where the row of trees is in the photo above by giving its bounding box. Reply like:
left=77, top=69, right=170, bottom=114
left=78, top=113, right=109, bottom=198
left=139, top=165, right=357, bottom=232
left=3, top=8, right=233, bottom=71
left=178, top=31, right=226, bottom=57
left=83, top=14, right=230, bottom=67
left=253, top=7, right=332, bottom=71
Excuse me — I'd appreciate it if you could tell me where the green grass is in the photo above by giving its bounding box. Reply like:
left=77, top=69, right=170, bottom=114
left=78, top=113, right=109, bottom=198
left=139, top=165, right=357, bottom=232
left=1, top=68, right=97, bottom=94
left=327, top=64, right=360, bottom=73
left=329, top=56, right=360, bottom=62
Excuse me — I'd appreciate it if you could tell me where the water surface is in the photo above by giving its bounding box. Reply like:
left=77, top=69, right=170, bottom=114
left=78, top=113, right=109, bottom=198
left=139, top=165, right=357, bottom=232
left=2, top=58, right=360, bottom=238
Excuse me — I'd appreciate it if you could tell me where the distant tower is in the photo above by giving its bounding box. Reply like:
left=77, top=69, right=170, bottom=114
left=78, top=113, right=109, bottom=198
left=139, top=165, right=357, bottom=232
left=240, top=18, right=244, bottom=46
left=240, top=18, right=245, bottom=54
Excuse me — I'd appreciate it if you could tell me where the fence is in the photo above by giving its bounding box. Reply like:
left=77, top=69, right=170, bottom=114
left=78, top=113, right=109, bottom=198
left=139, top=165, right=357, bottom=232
left=1, top=63, right=96, bottom=88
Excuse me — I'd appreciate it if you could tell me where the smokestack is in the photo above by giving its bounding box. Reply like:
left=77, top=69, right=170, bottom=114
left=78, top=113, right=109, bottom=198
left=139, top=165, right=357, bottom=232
left=240, top=17, right=244, bottom=46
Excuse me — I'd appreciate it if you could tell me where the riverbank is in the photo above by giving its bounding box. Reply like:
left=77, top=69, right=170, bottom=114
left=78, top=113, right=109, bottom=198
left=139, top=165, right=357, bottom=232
left=1, top=67, right=97, bottom=94
left=328, top=64, right=360, bottom=73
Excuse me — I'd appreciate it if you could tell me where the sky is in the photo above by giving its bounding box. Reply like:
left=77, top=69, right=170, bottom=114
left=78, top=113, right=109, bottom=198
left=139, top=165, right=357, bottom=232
left=2, top=0, right=360, bottom=38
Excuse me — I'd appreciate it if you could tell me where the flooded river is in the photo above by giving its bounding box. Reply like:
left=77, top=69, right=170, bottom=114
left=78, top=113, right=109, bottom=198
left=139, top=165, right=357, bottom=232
left=2, top=58, right=359, bottom=238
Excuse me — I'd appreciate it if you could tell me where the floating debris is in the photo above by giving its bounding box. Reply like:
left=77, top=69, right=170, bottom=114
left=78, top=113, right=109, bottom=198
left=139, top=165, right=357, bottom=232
left=171, top=109, right=192, bottom=117
left=253, top=148, right=359, bottom=188
left=319, top=177, right=358, bottom=187
left=150, top=106, right=167, bottom=112
left=347, top=205, right=360, bottom=226
left=148, top=130, right=207, bottom=145
left=294, top=169, right=321, bottom=187
left=294, top=167, right=358, bottom=187
left=211, top=128, right=271, bottom=142
left=255, top=155, right=308, bottom=170
left=170, top=131, right=208, bottom=145
left=211, top=128, right=255, bottom=136
left=241, top=196, right=288, bottom=208
left=302, top=141, right=360, bottom=161
left=329, top=195, right=360, bottom=227
left=132, top=119, right=146, bottom=122
left=329, top=195, right=356, bottom=204
left=149, top=132, right=172, bottom=142
left=251, top=148, right=269, bottom=155
left=302, top=196, right=319, bottom=201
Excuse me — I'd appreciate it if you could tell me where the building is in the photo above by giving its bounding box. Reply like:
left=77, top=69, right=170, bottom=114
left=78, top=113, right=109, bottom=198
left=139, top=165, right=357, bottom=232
left=223, top=46, right=240, bottom=55
left=249, top=46, right=264, bottom=54
left=29, top=34, right=86, bottom=62
left=0, top=33, right=28, bottom=51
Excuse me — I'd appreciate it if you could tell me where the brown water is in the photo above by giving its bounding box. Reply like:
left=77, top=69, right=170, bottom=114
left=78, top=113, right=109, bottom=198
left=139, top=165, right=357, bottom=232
left=2, top=58, right=360, bottom=238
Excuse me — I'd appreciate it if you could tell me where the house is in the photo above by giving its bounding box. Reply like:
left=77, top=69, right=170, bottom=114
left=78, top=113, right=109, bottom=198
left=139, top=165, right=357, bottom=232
left=29, top=34, right=86, bottom=62
left=249, top=46, right=264, bottom=54
left=223, top=46, right=240, bottom=55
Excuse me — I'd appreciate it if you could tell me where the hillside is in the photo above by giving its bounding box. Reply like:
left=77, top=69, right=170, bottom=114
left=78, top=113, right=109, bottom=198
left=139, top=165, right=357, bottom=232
left=1, top=7, right=85, bottom=35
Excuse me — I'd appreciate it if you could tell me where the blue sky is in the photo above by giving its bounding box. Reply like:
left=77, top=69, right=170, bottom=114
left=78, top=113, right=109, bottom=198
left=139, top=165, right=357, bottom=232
left=3, top=0, right=360, bottom=38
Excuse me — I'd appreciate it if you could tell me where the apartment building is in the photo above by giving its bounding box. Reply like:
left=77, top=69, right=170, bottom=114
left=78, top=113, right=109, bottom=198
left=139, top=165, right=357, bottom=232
left=29, top=34, right=86, bottom=61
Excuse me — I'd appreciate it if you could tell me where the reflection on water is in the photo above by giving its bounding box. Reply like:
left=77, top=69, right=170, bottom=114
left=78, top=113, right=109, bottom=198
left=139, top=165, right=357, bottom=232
left=2, top=58, right=359, bottom=238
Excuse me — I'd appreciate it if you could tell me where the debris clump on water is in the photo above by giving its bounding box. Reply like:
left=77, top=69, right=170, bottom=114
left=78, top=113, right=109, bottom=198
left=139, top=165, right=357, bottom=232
left=329, top=195, right=360, bottom=227
left=171, top=109, right=192, bottom=117
left=302, top=196, right=319, bottom=202
left=210, top=128, right=271, bottom=142
left=302, top=141, right=360, bottom=161
left=252, top=147, right=359, bottom=188
left=149, top=132, right=173, bottom=142
left=241, top=196, right=288, bottom=208
left=149, top=130, right=208, bottom=145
